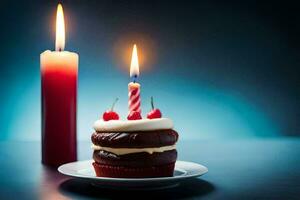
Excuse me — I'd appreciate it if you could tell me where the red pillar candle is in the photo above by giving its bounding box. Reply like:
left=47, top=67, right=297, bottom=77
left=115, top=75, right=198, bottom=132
left=41, top=4, right=78, bottom=166
left=128, top=44, right=141, bottom=114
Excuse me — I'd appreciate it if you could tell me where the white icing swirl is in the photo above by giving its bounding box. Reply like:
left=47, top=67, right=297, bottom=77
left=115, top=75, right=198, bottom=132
left=93, top=118, right=173, bottom=132
left=91, top=144, right=176, bottom=155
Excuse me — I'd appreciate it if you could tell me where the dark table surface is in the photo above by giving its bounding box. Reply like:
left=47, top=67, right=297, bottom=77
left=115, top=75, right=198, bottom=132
left=0, top=139, right=299, bottom=200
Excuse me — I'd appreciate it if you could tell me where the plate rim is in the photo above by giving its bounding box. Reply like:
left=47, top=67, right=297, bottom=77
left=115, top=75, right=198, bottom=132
left=58, top=160, right=208, bottom=182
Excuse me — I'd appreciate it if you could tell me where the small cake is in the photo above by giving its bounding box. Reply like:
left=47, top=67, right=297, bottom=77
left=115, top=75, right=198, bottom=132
left=91, top=109, right=179, bottom=178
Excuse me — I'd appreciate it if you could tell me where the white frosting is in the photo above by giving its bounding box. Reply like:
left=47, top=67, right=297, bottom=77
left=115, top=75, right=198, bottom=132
left=93, top=118, right=174, bottom=132
left=92, top=144, right=176, bottom=155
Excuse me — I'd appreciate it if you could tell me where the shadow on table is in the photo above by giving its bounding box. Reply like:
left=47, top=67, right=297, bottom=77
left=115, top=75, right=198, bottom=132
left=59, top=178, right=215, bottom=199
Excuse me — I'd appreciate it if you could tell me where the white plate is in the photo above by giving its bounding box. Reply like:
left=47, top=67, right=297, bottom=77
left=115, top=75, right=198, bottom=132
left=58, top=160, right=208, bottom=190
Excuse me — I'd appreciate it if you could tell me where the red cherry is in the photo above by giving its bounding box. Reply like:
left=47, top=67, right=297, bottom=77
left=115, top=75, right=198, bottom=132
left=102, top=98, right=120, bottom=121
left=147, top=109, right=162, bottom=119
left=103, top=111, right=119, bottom=121
left=147, top=97, right=162, bottom=119
left=127, top=111, right=142, bottom=120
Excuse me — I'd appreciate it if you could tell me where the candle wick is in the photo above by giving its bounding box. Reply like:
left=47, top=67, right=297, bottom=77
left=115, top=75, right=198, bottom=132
left=133, top=75, right=137, bottom=83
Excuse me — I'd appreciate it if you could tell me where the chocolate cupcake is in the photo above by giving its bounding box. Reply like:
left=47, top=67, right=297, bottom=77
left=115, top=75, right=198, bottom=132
left=91, top=118, right=179, bottom=178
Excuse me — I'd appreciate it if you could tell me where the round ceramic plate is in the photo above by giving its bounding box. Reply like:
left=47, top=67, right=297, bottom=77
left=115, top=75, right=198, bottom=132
left=58, top=160, right=208, bottom=190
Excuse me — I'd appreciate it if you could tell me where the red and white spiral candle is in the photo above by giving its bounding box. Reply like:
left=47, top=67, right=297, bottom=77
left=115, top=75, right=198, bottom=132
left=128, top=82, right=141, bottom=113
left=128, top=44, right=141, bottom=114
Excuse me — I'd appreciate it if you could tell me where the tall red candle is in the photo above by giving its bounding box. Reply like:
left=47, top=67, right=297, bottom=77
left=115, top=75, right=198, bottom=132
left=41, top=4, right=78, bottom=166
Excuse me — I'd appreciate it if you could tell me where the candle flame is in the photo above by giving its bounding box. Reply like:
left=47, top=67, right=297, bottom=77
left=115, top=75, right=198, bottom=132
left=130, top=44, right=139, bottom=77
left=55, top=4, right=65, bottom=51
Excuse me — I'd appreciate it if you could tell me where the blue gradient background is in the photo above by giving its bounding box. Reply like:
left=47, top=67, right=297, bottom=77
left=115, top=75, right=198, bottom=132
left=0, top=0, right=299, bottom=141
